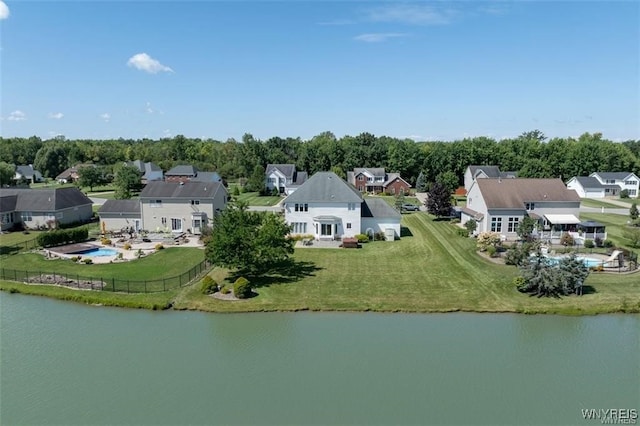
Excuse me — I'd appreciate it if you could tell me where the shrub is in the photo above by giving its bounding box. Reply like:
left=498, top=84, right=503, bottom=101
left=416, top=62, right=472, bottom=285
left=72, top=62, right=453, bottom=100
left=603, top=239, right=614, bottom=248
left=584, top=239, right=595, bottom=249
left=101, top=238, right=112, bottom=246
left=200, top=275, right=218, bottom=294
left=233, top=277, right=252, bottom=299
left=374, top=231, right=386, bottom=241
left=620, top=189, right=629, bottom=199
left=70, top=256, right=78, bottom=262
left=486, top=245, right=498, bottom=257
left=36, top=227, right=89, bottom=248
left=456, top=228, right=469, bottom=238
left=221, top=285, right=231, bottom=294
left=560, top=233, right=574, bottom=247
left=476, top=232, right=501, bottom=252
left=271, top=187, right=280, bottom=197
left=123, top=243, right=131, bottom=250
left=512, top=276, right=526, bottom=289
left=355, top=233, right=370, bottom=243
left=83, top=258, right=93, bottom=264
left=232, top=185, right=240, bottom=196
left=117, top=252, right=123, bottom=260
left=464, top=220, right=477, bottom=234
left=155, top=243, right=164, bottom=251
left=594, top=237, right=603, bottom=248
left=504, top=244, right=531, bottom=266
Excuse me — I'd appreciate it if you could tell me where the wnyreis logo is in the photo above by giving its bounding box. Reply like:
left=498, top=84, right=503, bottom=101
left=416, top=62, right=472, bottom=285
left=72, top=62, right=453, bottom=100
left=581, top=409, right=638, bottom=424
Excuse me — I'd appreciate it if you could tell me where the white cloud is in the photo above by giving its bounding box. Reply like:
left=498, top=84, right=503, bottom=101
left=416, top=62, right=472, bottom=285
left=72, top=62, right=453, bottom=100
left=48, top=112, right=64, bottom=119
left=127, top=53, right=173, bottom=74
left=0, top=1, right=9, bottom=20
left=365, top=4, right=454, bottom=25
left=100, top=113, right=111, bottom=122
left=146, top=102, right=154, bottom=114
left=7, top=110, right=26, bottom=121
left=354, top=33, right=407, bottom=43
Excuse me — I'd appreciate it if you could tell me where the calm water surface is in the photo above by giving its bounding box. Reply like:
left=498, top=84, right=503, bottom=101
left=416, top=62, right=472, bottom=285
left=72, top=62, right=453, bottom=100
left=1, top=292, right=638, bottom=425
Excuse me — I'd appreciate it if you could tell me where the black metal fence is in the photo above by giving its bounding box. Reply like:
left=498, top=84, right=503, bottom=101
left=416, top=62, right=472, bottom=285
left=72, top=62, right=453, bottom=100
left=0, top=236, right=40, bottom=256
left=0, top=260, right=211, bottom=293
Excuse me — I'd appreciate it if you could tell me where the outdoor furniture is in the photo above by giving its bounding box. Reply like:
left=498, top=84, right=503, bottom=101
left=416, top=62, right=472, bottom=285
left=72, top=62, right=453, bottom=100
left=302, top=238, right=313, bottom=246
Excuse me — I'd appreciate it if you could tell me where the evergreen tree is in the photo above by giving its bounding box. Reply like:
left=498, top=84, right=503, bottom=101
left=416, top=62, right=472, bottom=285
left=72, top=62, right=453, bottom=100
left=415, top=172, right=428, bottom=192
left=630, top=202, right=639, bottom=221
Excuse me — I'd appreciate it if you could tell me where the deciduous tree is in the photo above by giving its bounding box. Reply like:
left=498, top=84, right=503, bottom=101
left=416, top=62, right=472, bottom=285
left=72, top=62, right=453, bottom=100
left=426, top=182, right=452, bottom=218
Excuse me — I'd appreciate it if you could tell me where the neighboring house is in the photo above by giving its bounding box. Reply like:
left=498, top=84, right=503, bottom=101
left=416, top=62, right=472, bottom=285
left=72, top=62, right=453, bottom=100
left=283, top=171, right=401, bottom=241
left=99, top=181, right=227, bottom=235
left=265, top=164, right=308, bottom=195
left=0, top=187, right=93, bottom=231
left=566, top=176, right=620, bottom=199
left=461, top=178, right=582, bottom=243
left=97, top=200, right=141, bottom=233
left=590, top=172, right=639, bottom=198
left=463, top=165, right=517, bottom=194
left=346, top=168, right=411, bottom=195
left=56, top=164, right=95, bottom=184
left=125, top=160, right=163, bottom=184
left=164, top=165, right=222, bottom=184
left=14, top=165, right=44, bottom=183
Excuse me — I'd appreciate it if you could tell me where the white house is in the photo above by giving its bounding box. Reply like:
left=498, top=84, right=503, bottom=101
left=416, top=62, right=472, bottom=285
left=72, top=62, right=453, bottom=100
left=98, top=181, right=227, bottom=235
left=283, top=171, right=401, bottom=241
left=265, top=164, right=308, bottom=195
left=590, top=172, right=639, bottom=198
left=463, top=165, right=517, bottom=194
left=462, top=178, right=581, bottom=243
left=566, top=176, right=619, bottom=199
left=14, top=165, right=43, bottom=183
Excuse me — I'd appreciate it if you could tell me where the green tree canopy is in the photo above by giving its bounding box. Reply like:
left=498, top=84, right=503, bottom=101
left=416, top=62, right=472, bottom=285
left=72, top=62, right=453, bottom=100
left=426, top=182, right=452, bottom=218
left=205, top=203, right=294, bottom=275
left=113, top=164, right=141, bottom=199
left=0, top=161, right=15, bottom=186
left=77, top=166, right=107, bottom=192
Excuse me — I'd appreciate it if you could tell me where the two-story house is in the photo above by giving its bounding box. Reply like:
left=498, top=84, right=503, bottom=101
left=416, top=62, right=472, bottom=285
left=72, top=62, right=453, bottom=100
left=265, top=164, right=308, bottom=195
left=0, top=187, right=93, bottom=231
left=14, top=165, right=44, bottom=184
left=463, top=165, right=517, bottom=194
left=98, top=181, right=227, bottom=235
left=284, top=172, right=401, bottom=241
left=55, top=164, right=95, bottom=184
left=565, top=176, right=620, bottom=199
left=462, top=178, right=581, bottom=243
left=125, top=160, right=163, bottom=184
left=165, top=165, right=222, bottom=184
left=590, top=172, right=639, bottom=198
left=346, top=168, right=411, bottom=195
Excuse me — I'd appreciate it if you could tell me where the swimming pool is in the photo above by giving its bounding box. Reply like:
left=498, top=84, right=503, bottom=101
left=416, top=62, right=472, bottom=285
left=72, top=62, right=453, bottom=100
left=69, top=247, right=119, bottom=257
left=544, top=256, right=603, bottom=268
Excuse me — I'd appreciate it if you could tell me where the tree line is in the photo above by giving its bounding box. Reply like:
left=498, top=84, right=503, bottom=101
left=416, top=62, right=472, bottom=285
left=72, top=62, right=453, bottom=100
left=1, top=131, right=639, bottom=188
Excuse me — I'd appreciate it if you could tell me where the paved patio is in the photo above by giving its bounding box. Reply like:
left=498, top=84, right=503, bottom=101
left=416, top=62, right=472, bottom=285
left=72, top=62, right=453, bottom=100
left=295, top=239, right=343, bottom=249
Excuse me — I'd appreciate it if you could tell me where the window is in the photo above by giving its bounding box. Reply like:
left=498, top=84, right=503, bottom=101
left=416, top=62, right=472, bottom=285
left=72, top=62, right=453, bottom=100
left=292, top=222, right=307, bottom=233
left=507, top=217, right=520, bottom=233
left=367, top=177, right=373, bottom=182
left=525, top=203, right=535, bottom=211
left=321, top=223, right=332, bottom=236
left=606, top=179, right=616, bottom=184
left=295, top=203, right=308, bottom=212
left=192, top=219, right=201, bottom=229
left=625, top=180, right=637, bottom=186
left=269, top=177, right=276, bottom=184
left=346, top=223, right=352, bottom=229
left=491, top=217, right=502, bottom=232
left=161, top=217, right=167, bottom=226
left=191, top=200, right=200, bottom=205
left=348, top=203, right=356, bottom=211
left=358, top=186, right=364, bottom=191
left=150, top=200, right=162, bottom=207
left=358, top=175, right=364, bottom=181
left=628, top=189, right=637, bottom=196
left=171, top=218, right=182, bottom=232
left=21, top=212, right=32, bottom=221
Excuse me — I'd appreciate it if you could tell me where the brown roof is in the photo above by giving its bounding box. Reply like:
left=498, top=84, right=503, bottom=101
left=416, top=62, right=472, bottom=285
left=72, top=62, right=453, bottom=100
left=476, top=178, right=579, bottom=209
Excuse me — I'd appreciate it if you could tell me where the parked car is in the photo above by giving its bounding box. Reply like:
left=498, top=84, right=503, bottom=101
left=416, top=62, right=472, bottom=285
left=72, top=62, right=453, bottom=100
left=402, top=203, right=420, bottom=212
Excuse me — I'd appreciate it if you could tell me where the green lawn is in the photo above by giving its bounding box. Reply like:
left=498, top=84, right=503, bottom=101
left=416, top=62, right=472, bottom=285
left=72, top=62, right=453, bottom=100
left=234, top=192, right=282, bottom=206
left=3, top=214, right=638, bottom=314
left=0, top=230, right=43, bottom=247
left=580, top=212, right=634, bottom=248
left=580, top=198, right=624, bottom=209
left=171, top=214, right=640, bottom=314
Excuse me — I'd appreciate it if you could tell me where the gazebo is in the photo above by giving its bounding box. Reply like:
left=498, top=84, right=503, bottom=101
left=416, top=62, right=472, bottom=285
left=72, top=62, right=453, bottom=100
left=577, top=221, right=607, bottom=241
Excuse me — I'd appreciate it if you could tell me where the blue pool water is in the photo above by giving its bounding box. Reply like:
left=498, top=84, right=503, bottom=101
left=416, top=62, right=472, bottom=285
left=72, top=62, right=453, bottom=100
left=70, top=248, right=118, bottom=257
left=544, top=256, right=602, bottom=268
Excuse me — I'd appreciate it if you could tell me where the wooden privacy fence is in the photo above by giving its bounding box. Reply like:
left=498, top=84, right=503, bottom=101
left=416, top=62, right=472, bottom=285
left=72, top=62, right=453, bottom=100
left=0, top=260, right=211, bottom=293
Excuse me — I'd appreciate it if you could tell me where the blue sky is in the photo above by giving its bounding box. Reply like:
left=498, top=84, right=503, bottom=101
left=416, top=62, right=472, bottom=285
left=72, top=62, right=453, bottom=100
left=1, top=1, right=638, bottom=142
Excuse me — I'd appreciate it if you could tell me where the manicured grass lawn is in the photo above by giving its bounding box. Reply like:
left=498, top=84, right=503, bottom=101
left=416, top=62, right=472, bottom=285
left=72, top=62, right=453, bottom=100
left=373, top=194, right=420, bottom=208
left=172, top=214, right=640, bottom=314
left=0, top=247, right=205, bottom=282
left=580, top=212, right=637, bottom=248
left=235, top=192, right=282, bottom=206
left=0, top=230, right=43, bottom=247
left=580, top=198, right=624, bottom=209
left=4, top=214, right=638, bottom=314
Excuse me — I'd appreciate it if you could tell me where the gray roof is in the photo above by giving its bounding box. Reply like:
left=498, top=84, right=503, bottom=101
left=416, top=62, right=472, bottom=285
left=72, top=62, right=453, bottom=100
left=98, top=199, right=140, bottom=214
left=126, top=160, right=162, bottom=178
left=477, top=178, right=580, bottom=209
left=0, top=187, right=92, bottom=211
left=55, top=163, right=95, bottom=180
left=571, top=176, right=611, bottom=189
left=361, top=198, right=401, bottom=218
left=15, top=165, right=42, bottom=179
left=292, top=171, right=308, bottom=186
left=266, top=164, right=296, bottom=179
left=353, top=168, right=386, bottom=178
left=191, top=171, right=221, bottom=183
left=468, top=165, right=502, bottom=178
left=165, top=165, right=198, bottom=176
left=284, top=172, right=363, bottom=204
left=591, top=172, right=635, bottom=180
left=139, top=181, right=225, bottom=199
left=0, top=194, right=18, bottom=213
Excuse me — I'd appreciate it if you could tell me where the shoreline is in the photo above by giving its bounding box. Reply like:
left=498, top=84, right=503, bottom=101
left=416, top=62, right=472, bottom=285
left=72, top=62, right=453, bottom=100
left=2, top=280, right=639, bottom=316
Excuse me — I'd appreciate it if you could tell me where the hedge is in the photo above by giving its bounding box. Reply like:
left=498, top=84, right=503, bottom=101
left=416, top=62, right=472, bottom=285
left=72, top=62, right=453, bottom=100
left=36, top=227, right=89, bottom=248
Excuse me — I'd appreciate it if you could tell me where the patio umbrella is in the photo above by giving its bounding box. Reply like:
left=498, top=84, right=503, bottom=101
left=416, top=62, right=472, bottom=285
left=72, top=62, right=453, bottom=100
left=101, top=221, right=106, bottom=235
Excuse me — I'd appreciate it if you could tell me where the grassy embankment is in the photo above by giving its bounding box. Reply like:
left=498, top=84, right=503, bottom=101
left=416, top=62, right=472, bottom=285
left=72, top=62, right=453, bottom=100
left=580, top=198, right=627, bottom=209
left=2, top=214, right=638, bottom=314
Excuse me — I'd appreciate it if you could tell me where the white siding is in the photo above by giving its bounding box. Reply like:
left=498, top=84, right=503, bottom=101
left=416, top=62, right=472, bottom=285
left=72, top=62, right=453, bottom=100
left=361, top=217, right=401, bottom=239
left=463, top=181, right=489, bottom=233
left=285, top=201, right=361, bottom=239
